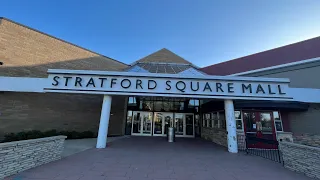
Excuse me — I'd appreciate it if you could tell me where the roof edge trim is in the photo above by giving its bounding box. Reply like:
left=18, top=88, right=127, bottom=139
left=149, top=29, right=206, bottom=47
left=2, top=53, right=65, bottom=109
left=229, top=56, right=320, bottom=76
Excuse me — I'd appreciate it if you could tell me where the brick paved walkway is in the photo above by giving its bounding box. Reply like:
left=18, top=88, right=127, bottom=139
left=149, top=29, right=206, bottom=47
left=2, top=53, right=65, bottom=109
left=7, top=136, right=311, bottom=180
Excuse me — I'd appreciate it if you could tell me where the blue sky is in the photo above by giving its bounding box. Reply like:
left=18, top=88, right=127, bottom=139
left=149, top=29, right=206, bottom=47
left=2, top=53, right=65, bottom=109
left=2, top=0, right=320, bottom=67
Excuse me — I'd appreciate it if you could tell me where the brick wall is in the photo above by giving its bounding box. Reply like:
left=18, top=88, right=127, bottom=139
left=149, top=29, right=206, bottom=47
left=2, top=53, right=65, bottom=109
left=0, top=18, right=128, bottom=77
left=201, top=127, right=227, bottom=147
left=0, top=92, right=127, bottom=137
left=201, top=128, right=246, bottom=150
left=0, top=136, right=67, bottom=179
left=280, top=141, right=320, bottom=179
left=293, top=133, right=320, bottom=147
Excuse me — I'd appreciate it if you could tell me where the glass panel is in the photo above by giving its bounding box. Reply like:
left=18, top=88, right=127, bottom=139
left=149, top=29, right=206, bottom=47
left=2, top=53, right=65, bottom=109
left=153, top=101, right=163, bottom=111
left=185, top=114, right=194, bottom=135
left=175, top=113, right=184, bottom=135
left=244, top=112, right=256, bottom=132
left=235, top=111, right=241, bottom=119
left=188, top=99, right=195, bottom=108
left=260, top=113, right=273, bottom=132
left=212, top=112, right=218, bottom=120
left=132, top=112, right=141, bottom=133
left=142, top=112, right=153, bottom=134
left=164, top=114, right=173, bottom=134
left=213, top=120, right=219, bottom=128
left=208, top=119, right=212, bottom=127
left=128, top=97, right=137, bottom=106
left=125, top=110, right=133, bottom=135
left=219, top=112, right=226, bottom=129
left=194, top=100, right=200, bottom=106
left=236, top=120, right=243, bottom=130
left=275, top=121, right=283, bottom=131
left=163, top=101, right=171, bottom=111
left=273, top=111, right=280, bottom=121
left=154, top=113, right=163, bottom=134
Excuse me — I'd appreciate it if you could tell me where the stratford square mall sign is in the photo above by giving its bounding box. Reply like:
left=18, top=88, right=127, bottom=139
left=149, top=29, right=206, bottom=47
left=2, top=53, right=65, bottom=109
left=44, top=69, right=292, bottom=100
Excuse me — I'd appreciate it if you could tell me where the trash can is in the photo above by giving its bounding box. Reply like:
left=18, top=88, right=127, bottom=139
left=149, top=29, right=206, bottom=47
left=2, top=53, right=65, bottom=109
left=168, top=127, right=175, bottom=142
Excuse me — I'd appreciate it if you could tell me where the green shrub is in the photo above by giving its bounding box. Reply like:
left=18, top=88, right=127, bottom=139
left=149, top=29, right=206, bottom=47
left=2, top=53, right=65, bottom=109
left=1, top=129, right=96, bottom=143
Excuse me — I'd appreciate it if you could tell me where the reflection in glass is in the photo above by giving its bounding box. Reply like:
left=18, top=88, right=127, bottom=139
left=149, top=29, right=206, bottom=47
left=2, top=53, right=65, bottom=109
left=125, top=110, right=133, bottom=135
left=236, top=120, right=243, bottom=130
left=273, top=111, right=280, bottom=120
left=260, top=113, right=272, bottom=132
left=186, top=114, right=194, bottom=135
left=164, top=114, right=173, bottom=134
left=154, top=113, right=163, bottom=134
left=244, top=112, right=256, bottom=132
left=142, top=112, right=153, bottom=134
left=275, top=121, right=283, bottom=131
left=235, top=111, right=241, bottom=119
left=175, top=114, right=184, bottom=135
left=132, top=112, right=141, bottom=133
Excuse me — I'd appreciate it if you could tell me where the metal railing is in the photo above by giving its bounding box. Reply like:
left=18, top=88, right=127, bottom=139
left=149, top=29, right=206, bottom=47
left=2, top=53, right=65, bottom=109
left=245, top=136, right=283, bottom=163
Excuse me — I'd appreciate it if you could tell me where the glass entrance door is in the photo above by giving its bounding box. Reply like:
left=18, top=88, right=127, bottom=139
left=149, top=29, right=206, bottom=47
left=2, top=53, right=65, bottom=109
left=243, top=111, right=276, bottom=148
left=153, top=112, right=173, bottom=136
left=131, top=111, right=153, bottom=136
left=174, top=113, right=195, bottom=137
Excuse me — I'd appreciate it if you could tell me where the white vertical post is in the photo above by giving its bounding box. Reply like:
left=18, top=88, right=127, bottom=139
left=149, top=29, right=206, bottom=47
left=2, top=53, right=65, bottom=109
left=96, top=95, right=112, bottom=148
left=224, top=99, right=238, bottom=153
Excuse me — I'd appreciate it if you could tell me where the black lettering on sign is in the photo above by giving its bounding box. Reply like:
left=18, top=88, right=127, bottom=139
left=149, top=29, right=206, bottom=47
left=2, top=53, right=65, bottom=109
left=216, top=83, right=224, bottom=92
left=75, top=77, right=82, bottom=87
left=86, top=77, right=96, bottom=87
left=121, top=79, right=131, bottom=89
left=148, top=80, right=157, bottom=89
left=166, top=80, right=171, bottom=90
left=278, top=85, right=286, bottom=95
left=52, top=76, right=60, bottom=86
left=136, top=79, right=143, bottom=89
left=256, top=84, right=265, bottom=94
left=98, top=77, right=107, bottom=87
left=227, top=83, right=234, bottom=93
left=268, top=85, right=276, bottom=94
left=190, top=81, right=199, bottom=91
left=111, top=78, right=117, bottom=88
left=176, top=81, right=186, bottom=92
left=242, top=84, right=252, bottom=93
left=63, top=76, right=72, bottom=86
left=203, top=82, right=212, bottom=92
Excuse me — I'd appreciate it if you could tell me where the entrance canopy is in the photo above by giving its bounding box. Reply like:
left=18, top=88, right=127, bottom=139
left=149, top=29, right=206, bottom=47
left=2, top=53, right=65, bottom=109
left=45, top=69, right=291, bottom=101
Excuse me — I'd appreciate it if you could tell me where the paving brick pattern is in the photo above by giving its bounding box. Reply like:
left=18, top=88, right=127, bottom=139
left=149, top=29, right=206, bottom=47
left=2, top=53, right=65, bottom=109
left=6, top=137, right=312, bottom=180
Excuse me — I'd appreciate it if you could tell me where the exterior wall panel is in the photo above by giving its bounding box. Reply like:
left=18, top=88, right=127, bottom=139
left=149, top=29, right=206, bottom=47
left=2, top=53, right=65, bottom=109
left=0, top=93, right=126, bottom=137
left=241, top=61, right=320, bottom=89
left=288, top=104, right=320, bottom=134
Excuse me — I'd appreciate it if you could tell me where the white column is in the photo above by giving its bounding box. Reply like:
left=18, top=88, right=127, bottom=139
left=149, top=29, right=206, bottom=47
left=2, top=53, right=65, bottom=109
left=224, top=99, right=238, bottom=153
left=96, top=95, right=112, bottom=148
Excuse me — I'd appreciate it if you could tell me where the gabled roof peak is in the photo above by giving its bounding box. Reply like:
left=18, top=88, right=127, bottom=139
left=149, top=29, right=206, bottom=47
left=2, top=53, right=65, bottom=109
left=132, top=48, right=193, bottom=65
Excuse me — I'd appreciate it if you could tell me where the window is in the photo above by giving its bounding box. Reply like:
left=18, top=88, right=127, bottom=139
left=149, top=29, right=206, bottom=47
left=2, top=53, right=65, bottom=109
left=235, top=111, right=243, bottom=131
left=218, top=111, right=226, bottom=129
left=128, top=97, right=137, bottom=106
left=212, top=112, right=219, bottom=128
left=273, top=111, right=283, bottom=132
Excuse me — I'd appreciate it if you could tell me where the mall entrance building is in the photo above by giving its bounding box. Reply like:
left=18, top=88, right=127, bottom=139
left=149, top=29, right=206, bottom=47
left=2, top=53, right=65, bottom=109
left=1, top=17, right=320, bottom=153
left=126, top=97, right=200, bottom=138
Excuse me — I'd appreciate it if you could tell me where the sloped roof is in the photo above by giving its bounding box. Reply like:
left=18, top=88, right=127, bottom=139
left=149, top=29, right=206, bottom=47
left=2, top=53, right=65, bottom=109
left=133, top=48, right=192, bottom=65
left=201, top=36, right=320, bottom=75
left=0, top=17, right=128, bottom=77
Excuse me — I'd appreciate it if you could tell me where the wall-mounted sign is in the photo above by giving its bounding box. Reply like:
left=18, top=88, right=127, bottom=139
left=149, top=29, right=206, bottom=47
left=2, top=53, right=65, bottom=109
left=44, top=69, right=292, bottom=100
